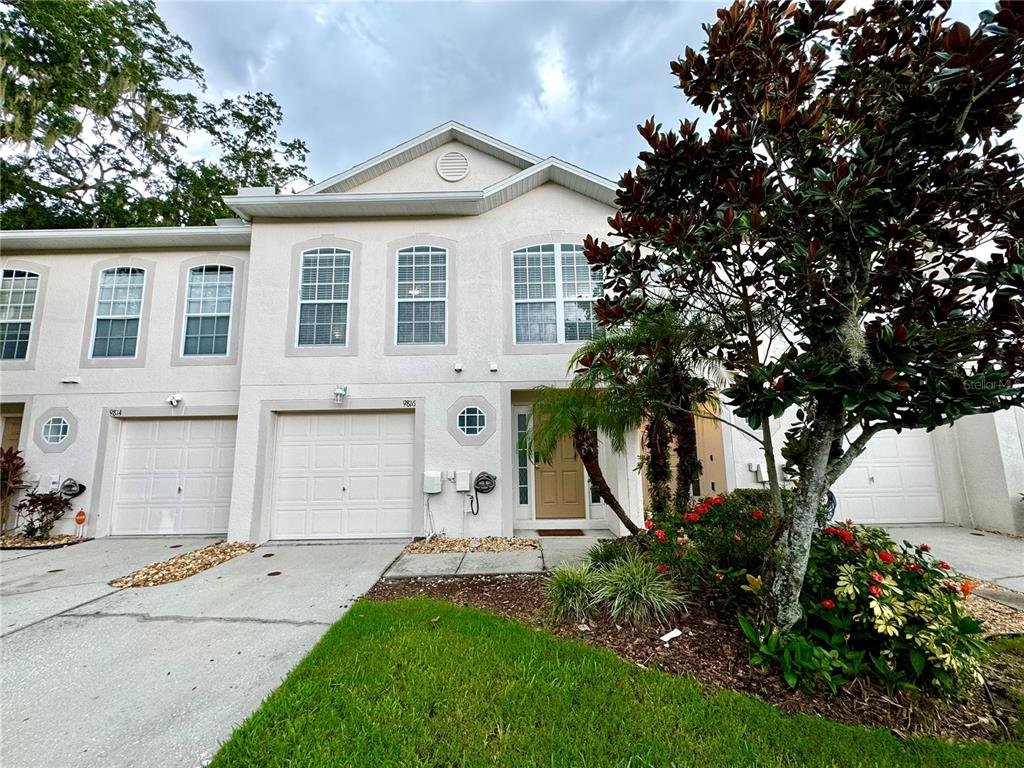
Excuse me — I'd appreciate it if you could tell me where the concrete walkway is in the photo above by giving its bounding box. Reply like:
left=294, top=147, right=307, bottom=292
left=885, top=524, right=1024, bottom=592
left=1, top=537, right=404, bottom=768
left=385, top=534, right=606, bottom=579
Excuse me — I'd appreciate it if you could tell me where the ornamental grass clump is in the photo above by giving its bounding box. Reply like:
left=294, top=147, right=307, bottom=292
left=591, top=550, right=686, bottom=626
left=584, top=537, right=638, bottom=570
left=547, top=563, right=598, bottom=621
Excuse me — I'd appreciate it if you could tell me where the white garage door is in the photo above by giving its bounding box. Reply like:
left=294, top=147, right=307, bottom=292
left=271, top=412, right=415, bottom=539
left=832, top=429, right=943, bottom=524
left=111, top=418, right=236, bottom=535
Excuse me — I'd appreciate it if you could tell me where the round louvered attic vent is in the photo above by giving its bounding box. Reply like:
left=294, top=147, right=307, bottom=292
left=436, top=150, right=469, bottom=182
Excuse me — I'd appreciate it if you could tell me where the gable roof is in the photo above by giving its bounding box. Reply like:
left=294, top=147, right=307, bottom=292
left=300, top=121, right=541, bottom=195
left=224, top=157, right=617, bottom=220
left=224, top=122, right=618, bottom=220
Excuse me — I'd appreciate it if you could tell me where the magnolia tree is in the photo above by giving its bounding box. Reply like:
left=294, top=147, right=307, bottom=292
left=584, top=0, right=1024, bottom=631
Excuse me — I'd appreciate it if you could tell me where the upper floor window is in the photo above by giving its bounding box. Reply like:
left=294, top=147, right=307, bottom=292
left=183, top=265, right=234, bottom=356
left=395, top=246, right=447, bottom=345
left=297, top=247, right=350, bottom=346
left=91, top=267, right=145, bottom=358
left=0, top=268, right=39, bottom=360
left=512, top=243, right=602, bottom=344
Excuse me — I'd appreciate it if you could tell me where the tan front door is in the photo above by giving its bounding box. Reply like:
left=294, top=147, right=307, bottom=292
left=535, top=434, right=586, bottom=519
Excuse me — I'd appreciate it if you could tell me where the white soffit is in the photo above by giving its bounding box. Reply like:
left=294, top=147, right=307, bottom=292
left=0, top=224, right=252, bottom=253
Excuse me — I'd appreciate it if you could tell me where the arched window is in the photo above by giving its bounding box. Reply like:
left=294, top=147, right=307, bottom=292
left=511, top=243, right=601, bottom=344
left=0, top=268, right=40, bottom=360
left=91, top=267, right=145, bottom=358
left=182, top=265, right=234, bottom=356
left=395, top=246, right=447, bottom=345
left=297, top=247, right=351, bottom=346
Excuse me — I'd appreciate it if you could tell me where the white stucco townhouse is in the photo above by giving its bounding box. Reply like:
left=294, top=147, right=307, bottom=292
left=1, top=122, right=1022, bottom=542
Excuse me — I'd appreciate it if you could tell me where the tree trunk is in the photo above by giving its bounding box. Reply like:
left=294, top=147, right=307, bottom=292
left=645, top=417, right=672, bottom=516
left=766, top=407, right=839, bottom=632
left=670, top=411, right=701, bottom=513
left=573, top=428, right=639, bottom=535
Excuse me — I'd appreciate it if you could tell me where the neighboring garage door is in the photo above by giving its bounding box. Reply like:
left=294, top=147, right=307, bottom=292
left=111, top=418, right=236, bottom=535
left=271, top=412, right=415, bottom=539
left=832, top=429, right=944, bottom=525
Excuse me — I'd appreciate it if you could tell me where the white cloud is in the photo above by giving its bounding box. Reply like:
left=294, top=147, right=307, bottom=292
left=521, top=29, right=576, bottom=122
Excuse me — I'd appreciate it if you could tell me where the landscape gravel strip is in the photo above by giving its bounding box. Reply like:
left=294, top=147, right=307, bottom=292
left=404, top=536, right=539, bottom=554
left=109, top=541, right=256, bottom=588
left=0, top=534, right=83, bottom=549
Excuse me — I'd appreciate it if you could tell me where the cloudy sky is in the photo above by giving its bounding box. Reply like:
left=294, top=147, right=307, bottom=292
left=158, top=0, right=999, bottom=186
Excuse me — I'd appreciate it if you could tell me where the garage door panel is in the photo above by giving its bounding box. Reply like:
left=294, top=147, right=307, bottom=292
left=376, top=506, right=414, bottom=535
left=382, top=442, right=414, bottom=467
left=118, top=447, right=154, bottom=472
left=156, top=420, right=187, bottom=443
left=150, top=475, right=180, bottom=500
left=278, top=444, right=311, bottom=469
left=280, top=414, right=313, bottom=438
left=379, top=474, right=414, bottom=501
left=314, top=444, right=343, bottom=469
left=271, top=411, right=414, bottom=539
left=349, top=446, right=381, bottom=469
left=312, top=476, right=342, bottom=503
left=902, top=465, right=939, bottom=490
left=275, top=476, right=309, bottom=503
left=182, top=476, right=213, bottom=500
left=272, top=509, right=307, bottom=537
left=185, top=446, right=216, bottom=470
left=310, top=511, right=344, bottom=536
left=111, top=418, right=236, bottom=535
left=346, top=475, right=379, bottom=502
left=148, top=507, right=179, bottom=533
left=153, top=448, right=183, bottom=471
left=834, top=429, right=942, bottom=525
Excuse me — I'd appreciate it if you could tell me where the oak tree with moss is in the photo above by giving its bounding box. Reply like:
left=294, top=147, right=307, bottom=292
left=584, top=0, right=1024, bottom=630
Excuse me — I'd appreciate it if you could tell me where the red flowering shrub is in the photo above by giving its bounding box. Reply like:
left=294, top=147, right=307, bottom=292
left=639, top=488, right=787, bottom=605
left=782, top=522, right=985, bottom=696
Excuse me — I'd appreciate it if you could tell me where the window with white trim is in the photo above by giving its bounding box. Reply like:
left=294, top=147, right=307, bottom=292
left=91, top=267, right=145, bottom=358
left=183, top=265, right=233, bottom=356
left=0, top=268, right=39, bottom=360
left=297, top=247, right=351, bottom=346
left=41, top=416, right=69, bottom=445
left=396, top=246, right=446, bottom=345
left=512, top=243, right=602, bottom=344
left=457, top=406, right=486, bottom=436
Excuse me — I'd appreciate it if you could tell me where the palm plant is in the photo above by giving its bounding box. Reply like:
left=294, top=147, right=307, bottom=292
left=527, top=385, right=642, bottom=535
left=0, top=447, right=29, bottom=534
left=572, top=304, right=725, bottom=514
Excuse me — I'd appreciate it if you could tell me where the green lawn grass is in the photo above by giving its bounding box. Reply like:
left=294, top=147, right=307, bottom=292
left=211, top=599, right=1024, bottom=768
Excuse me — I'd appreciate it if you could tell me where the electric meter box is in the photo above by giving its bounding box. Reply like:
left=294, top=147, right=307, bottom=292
left=422, top=471, right=443, bottom=494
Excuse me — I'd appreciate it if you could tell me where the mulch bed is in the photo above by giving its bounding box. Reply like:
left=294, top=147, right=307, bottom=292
left=404, top=536, right=539, bottom=554
left=0, top=533, right=84, bottom=550
left=109, top=541, right=255, bottom=587
left=367, top=574, right=1018, bottom=744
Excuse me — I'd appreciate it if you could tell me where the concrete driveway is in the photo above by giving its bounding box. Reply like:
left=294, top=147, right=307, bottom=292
left=1, top=537, right=404, bottom=768
left=885, top=525, right=1024, bottom=592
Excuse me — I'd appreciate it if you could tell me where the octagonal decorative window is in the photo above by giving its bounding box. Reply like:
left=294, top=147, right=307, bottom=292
left=457, top=406, right=487, bottom=436
left=41, top=416, right=69, bottom=445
